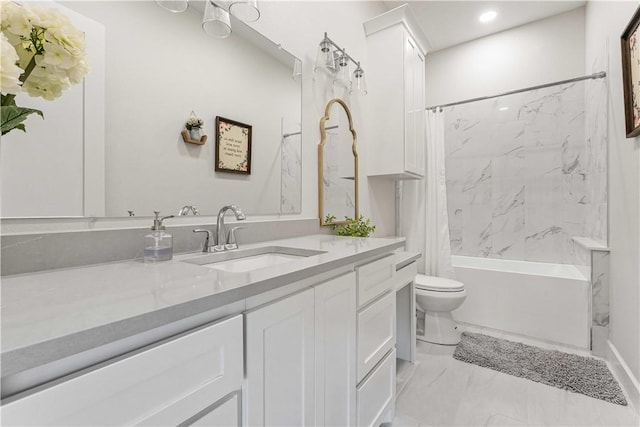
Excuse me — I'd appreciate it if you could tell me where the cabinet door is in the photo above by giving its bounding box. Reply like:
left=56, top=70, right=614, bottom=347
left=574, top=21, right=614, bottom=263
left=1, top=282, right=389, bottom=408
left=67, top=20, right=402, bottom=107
left=414, top=50, right=426, bottom=177
left=2, top=315, right=243, bottom=427
left=314, top=272, right=357, bottom=427
left=404, top=32, right=418, bottom=176
left=404, top=32, right=426, bottom=177
left=244, top=289, right=315, bottom=427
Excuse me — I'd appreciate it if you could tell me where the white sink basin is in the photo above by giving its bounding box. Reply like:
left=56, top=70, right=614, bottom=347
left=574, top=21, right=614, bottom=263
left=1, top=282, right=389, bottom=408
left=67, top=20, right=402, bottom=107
left=202, top=253, right=305, bottom=273
left=181, top=246, right=325, bottom=273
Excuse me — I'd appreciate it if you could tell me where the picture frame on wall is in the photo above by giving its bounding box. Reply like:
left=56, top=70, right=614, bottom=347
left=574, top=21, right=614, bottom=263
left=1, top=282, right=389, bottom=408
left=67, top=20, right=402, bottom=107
left=215, top=116, right=252, bottom=174
left=621, top=5, right=640, bottom=138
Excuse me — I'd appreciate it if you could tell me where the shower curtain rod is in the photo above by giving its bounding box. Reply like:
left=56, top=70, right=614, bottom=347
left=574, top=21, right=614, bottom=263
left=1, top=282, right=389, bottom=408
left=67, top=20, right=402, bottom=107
left=426, top=71, right=606, bottom=111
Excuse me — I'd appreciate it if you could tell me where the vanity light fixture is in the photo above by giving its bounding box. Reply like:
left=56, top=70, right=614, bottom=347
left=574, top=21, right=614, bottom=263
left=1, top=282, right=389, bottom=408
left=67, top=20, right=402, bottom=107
left=314, top=32, right=367, bottom=96
left=336, top=50, right=351, bottom=87
left=229, top=0, right=260, bottom=23
left=315, top=38, right=336, bottom=73
left=351, top=63, right=367, bottom=96
left=202, top=1, right=232, bottom=38
left=479, top=10, right=497, bottom=23
left=155, top=0, right=189, bottom=13
left=156, top=0, right=262, bottom=38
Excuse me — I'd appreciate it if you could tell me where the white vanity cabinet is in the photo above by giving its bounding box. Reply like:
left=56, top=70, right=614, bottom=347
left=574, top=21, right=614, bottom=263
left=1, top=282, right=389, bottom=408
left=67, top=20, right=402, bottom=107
left=244, top=257, right=399, bottom=427
left=1, top=238, right=406, bottom=427
left=244, top=272, right=358, bottom=427
left=1, top=315, right=244, bottom=427
left=355, top=255, right=397, bottom=427
left=364, top=4, right=428, bottom=180
left=314, top=272, right=357, bottom=426
left=243, top=288, right=316, bottom=427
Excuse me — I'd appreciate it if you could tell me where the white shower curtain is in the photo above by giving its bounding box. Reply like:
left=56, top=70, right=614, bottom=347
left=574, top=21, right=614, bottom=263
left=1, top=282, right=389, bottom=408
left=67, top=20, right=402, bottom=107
left=402, top=109, right=454, bottom=278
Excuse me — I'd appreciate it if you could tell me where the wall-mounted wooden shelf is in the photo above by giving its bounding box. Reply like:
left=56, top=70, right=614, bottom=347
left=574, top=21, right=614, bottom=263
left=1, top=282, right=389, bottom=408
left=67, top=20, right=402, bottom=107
left=181, top=129, right=207, bottom=145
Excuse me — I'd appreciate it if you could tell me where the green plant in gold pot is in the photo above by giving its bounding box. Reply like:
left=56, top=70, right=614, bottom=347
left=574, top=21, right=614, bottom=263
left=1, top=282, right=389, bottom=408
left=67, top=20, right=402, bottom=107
left=324, top=214, right=376, bottom=237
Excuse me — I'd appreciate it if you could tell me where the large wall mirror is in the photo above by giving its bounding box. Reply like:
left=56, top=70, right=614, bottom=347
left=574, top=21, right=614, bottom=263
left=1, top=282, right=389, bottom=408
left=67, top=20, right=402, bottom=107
left=318, top=98, right=358, bottom=226
left=0, top=1, right=302, bottom=219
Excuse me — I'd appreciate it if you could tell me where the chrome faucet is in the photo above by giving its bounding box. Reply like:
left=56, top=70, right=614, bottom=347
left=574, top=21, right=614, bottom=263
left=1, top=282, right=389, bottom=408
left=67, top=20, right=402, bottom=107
left=215, top=205, right=246, bottom=251
left=178, top=205, right=198, bottom=216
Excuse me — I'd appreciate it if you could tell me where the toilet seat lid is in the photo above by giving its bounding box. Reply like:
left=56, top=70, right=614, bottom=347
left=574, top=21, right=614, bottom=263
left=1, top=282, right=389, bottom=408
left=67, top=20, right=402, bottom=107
left=414, top=274, right=464, bottom=292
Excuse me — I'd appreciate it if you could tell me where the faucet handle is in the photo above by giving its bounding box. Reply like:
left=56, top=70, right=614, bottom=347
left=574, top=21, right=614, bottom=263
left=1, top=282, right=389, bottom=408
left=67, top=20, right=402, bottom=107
left=225, top=226, right=244, bottom=250
left=193, top=229, right=213, bottom=253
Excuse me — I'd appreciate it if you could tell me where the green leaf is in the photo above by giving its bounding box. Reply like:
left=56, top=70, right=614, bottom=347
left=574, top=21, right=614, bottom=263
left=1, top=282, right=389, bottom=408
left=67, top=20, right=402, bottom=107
left=1, top=94, right=17, bottom=106
left=334, top=215, right=376, bottom=237
left=1, top=105, right=44, bottom=136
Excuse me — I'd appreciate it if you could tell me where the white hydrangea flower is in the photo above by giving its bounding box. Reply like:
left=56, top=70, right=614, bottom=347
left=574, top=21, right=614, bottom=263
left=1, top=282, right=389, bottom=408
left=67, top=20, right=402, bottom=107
left=1, top=3, right=89, bottom=101
left=187, top=116, right=204, bottom=127
left=0, top=31, right=23, bottom=95
left=0, top=2, right=32, bottom=41
left=1, top=2, right=90, bottom=135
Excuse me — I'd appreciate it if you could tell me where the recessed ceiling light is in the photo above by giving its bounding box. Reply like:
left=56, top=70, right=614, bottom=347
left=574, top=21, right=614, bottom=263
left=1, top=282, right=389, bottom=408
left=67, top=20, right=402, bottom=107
left=499, top=106, right=509, bottom=111
left=479, top=11, right=497, bottom=23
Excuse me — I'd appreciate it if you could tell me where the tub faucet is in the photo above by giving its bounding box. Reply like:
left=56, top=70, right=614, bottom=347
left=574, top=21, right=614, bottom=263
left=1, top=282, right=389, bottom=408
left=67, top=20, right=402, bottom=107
left=215, top=205, right=246, bottom=250
left=178, top=205, right=198, bottom=216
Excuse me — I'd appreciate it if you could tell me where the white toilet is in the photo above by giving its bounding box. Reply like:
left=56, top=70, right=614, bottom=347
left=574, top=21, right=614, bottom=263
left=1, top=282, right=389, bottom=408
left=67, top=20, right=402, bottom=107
left=415, top=274, right=467, bottom=345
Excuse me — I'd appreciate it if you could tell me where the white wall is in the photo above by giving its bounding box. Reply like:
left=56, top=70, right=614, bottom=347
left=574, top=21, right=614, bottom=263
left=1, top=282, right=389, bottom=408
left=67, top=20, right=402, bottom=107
left=425, top=7, right=586, bottom=107
left=585, top=0, right=640, bottom=384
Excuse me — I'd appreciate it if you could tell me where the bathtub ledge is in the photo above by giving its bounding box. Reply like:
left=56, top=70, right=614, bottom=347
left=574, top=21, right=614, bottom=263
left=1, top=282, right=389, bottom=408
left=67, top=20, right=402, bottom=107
left=572, top=236, right=610, bottom=252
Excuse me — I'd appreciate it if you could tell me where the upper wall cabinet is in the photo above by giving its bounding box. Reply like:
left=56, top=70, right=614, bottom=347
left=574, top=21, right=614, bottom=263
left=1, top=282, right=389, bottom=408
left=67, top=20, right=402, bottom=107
left=364, top=5, right=429, bottom=180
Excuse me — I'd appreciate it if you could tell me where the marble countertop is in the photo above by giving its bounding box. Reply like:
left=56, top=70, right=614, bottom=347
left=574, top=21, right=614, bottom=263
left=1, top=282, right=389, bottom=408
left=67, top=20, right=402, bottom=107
left=1, top=234, right=405, bottom=377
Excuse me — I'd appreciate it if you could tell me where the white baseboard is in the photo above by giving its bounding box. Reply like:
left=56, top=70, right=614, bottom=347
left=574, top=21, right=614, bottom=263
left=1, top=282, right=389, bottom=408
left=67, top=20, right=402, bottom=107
left=607, top=340, right=640, bottom=413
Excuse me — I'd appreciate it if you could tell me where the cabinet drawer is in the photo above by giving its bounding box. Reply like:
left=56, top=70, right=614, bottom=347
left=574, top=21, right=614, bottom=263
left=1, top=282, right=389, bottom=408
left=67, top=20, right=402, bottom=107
left=357, top=291, right=396, bottom=382
left=357, top=349, right=396, bottom=427
left=2, top=315, right=243, bottom=426
left=357, top=255, right=395, bottom=308
left=395, top=261, right=417, bottom=291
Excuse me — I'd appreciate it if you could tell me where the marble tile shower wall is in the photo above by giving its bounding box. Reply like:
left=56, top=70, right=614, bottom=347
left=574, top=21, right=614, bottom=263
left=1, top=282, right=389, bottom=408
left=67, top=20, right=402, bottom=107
left=584, top=77, right=608, bottom=244
left=445, top=80, right=607, bottom=264
left=281, top=118, right=302, bottom=214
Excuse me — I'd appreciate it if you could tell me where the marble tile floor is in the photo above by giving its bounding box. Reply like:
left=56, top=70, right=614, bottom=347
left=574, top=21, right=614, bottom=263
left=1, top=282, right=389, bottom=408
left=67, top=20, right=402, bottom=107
left=393, top=326, right=639, bottom=427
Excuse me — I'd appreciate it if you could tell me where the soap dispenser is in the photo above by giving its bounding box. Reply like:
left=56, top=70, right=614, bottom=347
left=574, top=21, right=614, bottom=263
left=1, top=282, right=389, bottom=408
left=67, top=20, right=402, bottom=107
left=144, top=211, right=175, bottom=262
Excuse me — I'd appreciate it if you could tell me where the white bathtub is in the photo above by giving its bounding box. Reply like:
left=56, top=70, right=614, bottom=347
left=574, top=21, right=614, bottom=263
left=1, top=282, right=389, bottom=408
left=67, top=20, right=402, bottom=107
left=451, top=255, right=591, bottom=349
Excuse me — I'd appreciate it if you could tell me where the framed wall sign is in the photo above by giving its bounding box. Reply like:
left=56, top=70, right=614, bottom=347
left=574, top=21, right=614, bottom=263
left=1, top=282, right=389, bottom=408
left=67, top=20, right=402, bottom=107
left=621, top=5, right=640, bottom=138
left=215, top=116, right=252, bottom=174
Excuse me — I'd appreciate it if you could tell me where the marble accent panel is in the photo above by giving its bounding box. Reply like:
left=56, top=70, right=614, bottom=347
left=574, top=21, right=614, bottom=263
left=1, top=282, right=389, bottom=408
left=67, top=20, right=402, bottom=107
left=570, top=236, right=610, bottom=355
left=445, top=78, right=607, bottom=264
left=591, top=251, right=610, bottom=327
left=584, top=75, right=608, bottom=244
left=281, top=118, right=302, bottom=214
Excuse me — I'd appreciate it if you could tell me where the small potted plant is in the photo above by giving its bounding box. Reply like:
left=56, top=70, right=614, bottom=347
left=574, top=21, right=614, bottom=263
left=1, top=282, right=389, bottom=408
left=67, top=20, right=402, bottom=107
left=324, top=214, right=376, bottom=237
left=181, top=114, right=207, bottom=145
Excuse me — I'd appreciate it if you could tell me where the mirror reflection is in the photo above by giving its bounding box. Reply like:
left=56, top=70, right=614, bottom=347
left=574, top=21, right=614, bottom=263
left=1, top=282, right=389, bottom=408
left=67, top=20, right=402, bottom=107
left=0, top=1, right=302, bottom=218
left=318, top=98, right=358, bottom=226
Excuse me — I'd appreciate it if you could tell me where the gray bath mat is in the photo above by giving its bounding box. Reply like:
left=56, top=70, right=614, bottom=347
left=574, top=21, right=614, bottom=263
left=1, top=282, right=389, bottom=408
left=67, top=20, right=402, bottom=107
left=453, top=332, right=627, bottom=406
